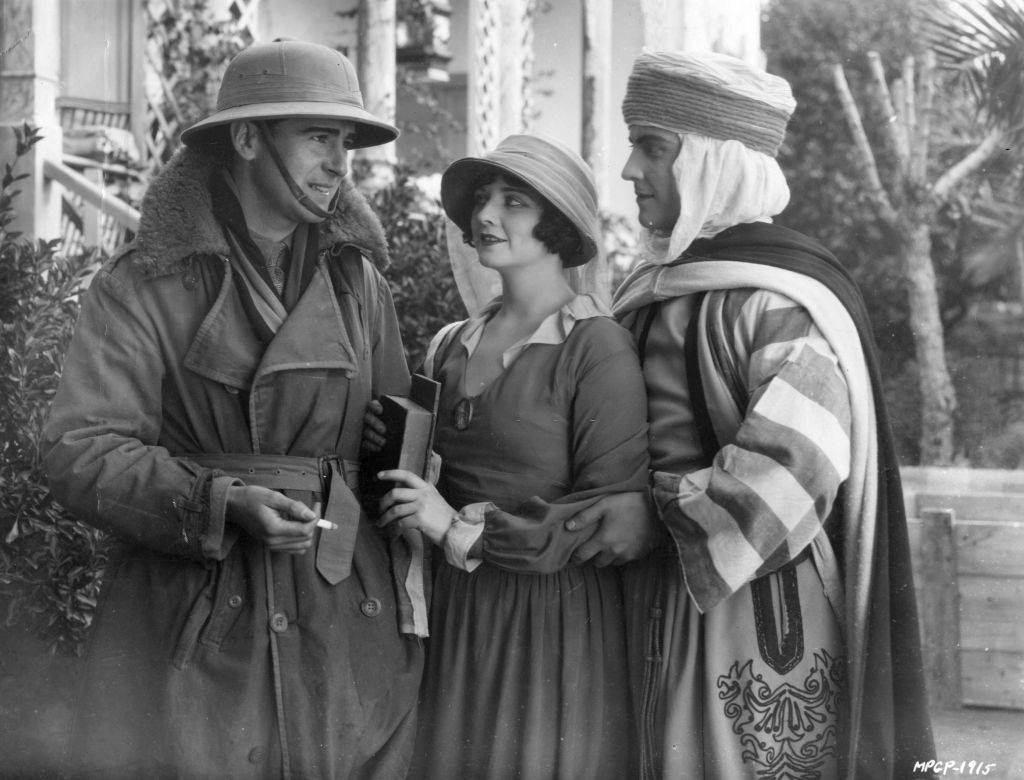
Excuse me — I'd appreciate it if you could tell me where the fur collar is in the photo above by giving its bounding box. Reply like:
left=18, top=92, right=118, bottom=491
left=131, top=148, right=390, bottom=277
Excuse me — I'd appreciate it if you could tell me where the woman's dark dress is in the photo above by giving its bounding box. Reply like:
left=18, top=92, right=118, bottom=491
left=413, top=296, right=649, bottom=779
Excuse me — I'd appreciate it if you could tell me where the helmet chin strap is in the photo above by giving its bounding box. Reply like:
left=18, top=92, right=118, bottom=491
left=256, top=121, right=341, bottom=220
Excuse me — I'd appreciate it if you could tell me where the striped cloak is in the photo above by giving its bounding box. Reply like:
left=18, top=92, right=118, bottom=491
left=614, top=222, right=933, bottom=779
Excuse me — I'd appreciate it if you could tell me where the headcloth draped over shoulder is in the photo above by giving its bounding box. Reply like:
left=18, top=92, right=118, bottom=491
left=622, top=50, right=797, bottom=263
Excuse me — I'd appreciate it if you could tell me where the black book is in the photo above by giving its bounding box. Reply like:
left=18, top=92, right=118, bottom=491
left=362, top=374, right=441, bottom=502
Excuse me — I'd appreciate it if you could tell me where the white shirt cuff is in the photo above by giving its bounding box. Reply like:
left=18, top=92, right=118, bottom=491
left=443, top=502, right=492, bottom=572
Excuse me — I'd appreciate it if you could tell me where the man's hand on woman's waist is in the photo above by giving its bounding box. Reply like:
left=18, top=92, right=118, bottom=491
left=565, top=491, right=662, bottom=566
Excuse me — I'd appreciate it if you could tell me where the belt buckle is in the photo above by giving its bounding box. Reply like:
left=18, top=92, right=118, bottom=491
left=318, top=454, right=341, bottom=482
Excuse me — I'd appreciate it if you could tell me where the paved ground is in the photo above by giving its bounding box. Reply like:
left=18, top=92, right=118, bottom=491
left=932, top=707, right=1024, bottom=779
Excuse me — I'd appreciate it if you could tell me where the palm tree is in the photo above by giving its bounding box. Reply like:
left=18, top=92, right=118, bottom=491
left=930, top=0, right=1024, bottom=134
left=931, top=0, right=1024, bottom=302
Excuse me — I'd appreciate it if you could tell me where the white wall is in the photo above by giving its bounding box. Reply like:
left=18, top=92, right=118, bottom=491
left=256, top=0, right=359, bottom=54
left=60, top=0, right=131, bottom=102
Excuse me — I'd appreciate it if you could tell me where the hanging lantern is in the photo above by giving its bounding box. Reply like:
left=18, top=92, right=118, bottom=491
left=396, top=0, right=453, bottom=82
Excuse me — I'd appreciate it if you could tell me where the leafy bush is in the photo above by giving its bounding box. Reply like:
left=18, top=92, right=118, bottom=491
left=0, top=125, right=107, bottom=655
left=150, top=0, right=246, bottom=165
left=363, top=164, right=467, bottom=371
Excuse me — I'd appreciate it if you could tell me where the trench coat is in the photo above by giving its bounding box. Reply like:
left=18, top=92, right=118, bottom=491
left=42, top=150, right=422, bottom=779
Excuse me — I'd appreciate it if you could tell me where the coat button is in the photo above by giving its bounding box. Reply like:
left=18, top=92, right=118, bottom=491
left=269, top=613, right=288, bottom=633
left=227, top=594, right=243, bottom=609
left=248, top=746, right=266, bottom=764
left=360, top=598, right=382, bottom=618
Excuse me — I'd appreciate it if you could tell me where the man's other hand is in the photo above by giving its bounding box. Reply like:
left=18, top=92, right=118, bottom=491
left=362, top=398, right=387, bottom=453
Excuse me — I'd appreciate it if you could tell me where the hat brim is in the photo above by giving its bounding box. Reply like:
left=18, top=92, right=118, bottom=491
left=180, top=101, right=399, bottom=149
left=440, top=157, right=596, bottom=268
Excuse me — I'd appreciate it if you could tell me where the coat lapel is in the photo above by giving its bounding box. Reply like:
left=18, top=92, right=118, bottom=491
left=183, top=255, right=360, bottom=394
left=183, top=261, right=265, bottom=390
left=253, top=260, right=360, bottom=383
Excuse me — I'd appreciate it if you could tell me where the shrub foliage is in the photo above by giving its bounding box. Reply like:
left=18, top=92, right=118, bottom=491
left=0, top=125, right=106, bottom=654
left=365, top=164, right=467, bottom=371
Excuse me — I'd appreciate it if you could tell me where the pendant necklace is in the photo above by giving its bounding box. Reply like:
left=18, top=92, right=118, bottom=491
left=453, top=397, right=474, bottom=430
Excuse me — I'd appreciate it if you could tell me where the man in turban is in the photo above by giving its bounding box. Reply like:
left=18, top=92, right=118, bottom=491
left=570, top=50, right=934, bottom=779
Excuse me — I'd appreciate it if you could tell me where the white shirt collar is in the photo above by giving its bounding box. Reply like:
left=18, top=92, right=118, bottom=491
left=459, top=293, right=611, bottom=367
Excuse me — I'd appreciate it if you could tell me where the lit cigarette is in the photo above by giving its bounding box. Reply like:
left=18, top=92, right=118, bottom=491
left=311, top=502, right=337, bottom=530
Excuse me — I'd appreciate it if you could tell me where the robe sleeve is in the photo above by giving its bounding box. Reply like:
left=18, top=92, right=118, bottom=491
left=652, top=288, right=852, bottom=612
left=445, top=319, right=650, bottom=575
left=42, top=264, right=240, bottom=561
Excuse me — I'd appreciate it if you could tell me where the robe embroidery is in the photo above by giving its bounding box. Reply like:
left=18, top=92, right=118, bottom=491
left=717, top=649, right=844, bottom=779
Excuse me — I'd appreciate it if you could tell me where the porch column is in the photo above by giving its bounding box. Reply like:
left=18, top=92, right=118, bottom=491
left=466, top=0, right=500, bottom=155
left=638, top=0, right=685, bottom=50
left=355, top=0, right=397, bottom=191
left=0, top=0, right=62, bottom=241
left=581, top=0, right=612, bottom=204
left=498, top=0, right=532, bottom=138
left=466, top=0, right=533, bottom=155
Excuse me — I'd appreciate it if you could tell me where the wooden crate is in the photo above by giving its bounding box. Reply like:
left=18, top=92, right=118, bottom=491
left=903, top=467, right=1024, bottom=710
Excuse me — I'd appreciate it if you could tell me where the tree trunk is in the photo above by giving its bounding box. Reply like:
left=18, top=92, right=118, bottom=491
left=904, top=219, right=957, bottom=464
left=355, top=0, right=396, bottom=192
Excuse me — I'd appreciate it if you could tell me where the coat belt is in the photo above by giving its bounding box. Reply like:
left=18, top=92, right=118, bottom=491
left=188, top=452, right=361, bottom=584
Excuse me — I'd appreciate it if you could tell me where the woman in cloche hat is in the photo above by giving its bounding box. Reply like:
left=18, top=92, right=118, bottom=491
left=369, top=134, right=651, bottom=777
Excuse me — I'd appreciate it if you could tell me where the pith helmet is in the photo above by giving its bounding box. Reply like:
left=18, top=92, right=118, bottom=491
left=180, top=38, right=398, bottom=149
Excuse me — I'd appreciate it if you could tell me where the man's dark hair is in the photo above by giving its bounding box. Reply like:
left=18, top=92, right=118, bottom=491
left=462, top=170, right=585, bottom=266
left=191, top=119, right=286, bottom=168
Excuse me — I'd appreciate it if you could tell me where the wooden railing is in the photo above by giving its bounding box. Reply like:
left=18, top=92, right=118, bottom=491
left=43, top=158, right=140, bottom=232
left=42, top=156, right=140, bottom=255
left=57, top=97, right=132, bottom=133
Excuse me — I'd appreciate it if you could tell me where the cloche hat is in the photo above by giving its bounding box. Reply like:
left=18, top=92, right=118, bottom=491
left=440, top=134, right=600, bottom=268
left=180, top=38, right=398, bottom=149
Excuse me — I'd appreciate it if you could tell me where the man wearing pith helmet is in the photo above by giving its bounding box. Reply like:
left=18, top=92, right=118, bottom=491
left=567, top=50, right=934, bottom=777
left=44, top=38, right=423, bottom=777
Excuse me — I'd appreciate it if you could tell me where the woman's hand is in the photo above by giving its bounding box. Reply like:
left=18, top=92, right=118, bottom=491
left=377, top=469, right=457, bottom=546
left=362, top=398, right=387, bottom=453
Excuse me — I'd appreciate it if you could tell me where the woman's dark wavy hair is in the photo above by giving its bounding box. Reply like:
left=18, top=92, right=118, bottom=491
left=462, top=170, right=586, bottom=266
